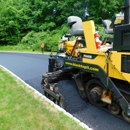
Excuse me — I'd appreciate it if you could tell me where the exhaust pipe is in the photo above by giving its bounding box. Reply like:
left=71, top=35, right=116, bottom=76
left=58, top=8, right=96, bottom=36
left=124, top=0, right=130, bottom=24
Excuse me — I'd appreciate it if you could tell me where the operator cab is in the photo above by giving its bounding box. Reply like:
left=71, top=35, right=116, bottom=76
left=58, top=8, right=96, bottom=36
left=102, top=12, right=124, bottom=49
left=102, top=12, right=124, bottom=34
left=67, top=16, right=87, bottom=58
left=68, top=16, right=84, bottom=36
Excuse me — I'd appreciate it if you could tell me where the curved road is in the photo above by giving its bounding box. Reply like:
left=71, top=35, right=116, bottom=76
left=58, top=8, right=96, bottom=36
left=0, top=52, right=130, bottom=130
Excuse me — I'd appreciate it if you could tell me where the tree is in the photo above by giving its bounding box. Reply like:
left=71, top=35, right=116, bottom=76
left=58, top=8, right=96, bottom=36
left=88, top=0, right=123, bottom=24
left=0, top=0, right=124, bottom=46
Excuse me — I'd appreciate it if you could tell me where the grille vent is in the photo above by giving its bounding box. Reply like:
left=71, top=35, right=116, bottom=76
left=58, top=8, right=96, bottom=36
left=121, top=55, right=130, bottom=73
left=122, top=30, right=130, bottom=46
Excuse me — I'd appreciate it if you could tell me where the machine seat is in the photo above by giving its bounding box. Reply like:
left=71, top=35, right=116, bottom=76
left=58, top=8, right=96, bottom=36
left=102, top=20, right=114, bottom=34
left=68, top=16, right=84, bottom=36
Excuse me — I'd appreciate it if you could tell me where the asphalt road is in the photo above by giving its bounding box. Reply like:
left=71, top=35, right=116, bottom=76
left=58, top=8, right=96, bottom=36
left=0, top=52, right=130, bottom=130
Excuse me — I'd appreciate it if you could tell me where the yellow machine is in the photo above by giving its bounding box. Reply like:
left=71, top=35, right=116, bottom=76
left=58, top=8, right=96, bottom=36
left=58, top=35, right=85, bottom=57
left=41, top=0, right=130, bottom=123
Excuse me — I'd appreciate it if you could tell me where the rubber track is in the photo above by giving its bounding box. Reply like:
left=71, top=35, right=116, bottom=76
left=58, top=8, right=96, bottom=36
left=89, top=102, right=130, bottom=124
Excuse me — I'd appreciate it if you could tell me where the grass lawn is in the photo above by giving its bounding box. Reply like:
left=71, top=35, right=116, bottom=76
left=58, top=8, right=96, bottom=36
left=0, top=66, right=87, bottom=130
left=0, top=44, right=42, bottom=53
left=0, top=45, right=56, bottom=55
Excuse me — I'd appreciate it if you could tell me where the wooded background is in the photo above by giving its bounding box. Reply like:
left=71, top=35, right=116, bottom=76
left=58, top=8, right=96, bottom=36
left=0, top=0, right=123, bottom=51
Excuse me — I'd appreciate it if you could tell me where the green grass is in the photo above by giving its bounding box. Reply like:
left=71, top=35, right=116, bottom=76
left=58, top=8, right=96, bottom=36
left=0, top=67, right=87, bottom=130
left=0, top=44, right=57, bottom=55
left=0, top=44, right=42, bottom=53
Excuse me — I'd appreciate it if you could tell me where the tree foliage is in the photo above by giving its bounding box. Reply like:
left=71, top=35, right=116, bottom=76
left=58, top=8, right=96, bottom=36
left=0, top=0, right=123, bottom=48
left=88, top=0, right=123, bottom=23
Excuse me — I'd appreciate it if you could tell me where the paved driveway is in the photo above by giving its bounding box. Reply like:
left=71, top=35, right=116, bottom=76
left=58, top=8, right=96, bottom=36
left=0, top=52, right=130, bottom=130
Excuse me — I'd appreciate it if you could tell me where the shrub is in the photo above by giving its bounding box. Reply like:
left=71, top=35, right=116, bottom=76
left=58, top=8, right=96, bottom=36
left=20, top=24, right=69, bottom=52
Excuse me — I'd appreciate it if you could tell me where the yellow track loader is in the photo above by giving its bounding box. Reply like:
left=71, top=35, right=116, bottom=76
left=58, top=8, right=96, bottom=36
left=41, top=0, right=130, bottom=123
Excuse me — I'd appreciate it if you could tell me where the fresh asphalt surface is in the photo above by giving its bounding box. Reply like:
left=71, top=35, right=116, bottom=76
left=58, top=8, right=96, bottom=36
left=0, top=52, right=130, bottom=130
